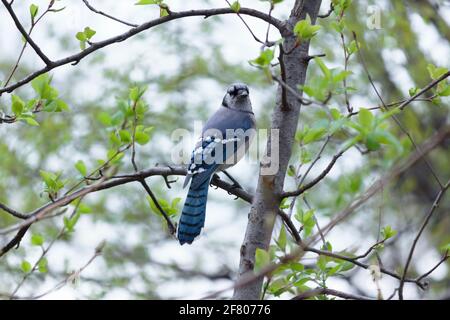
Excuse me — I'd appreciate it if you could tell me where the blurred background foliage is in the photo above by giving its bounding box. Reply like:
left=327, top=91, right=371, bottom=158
left=0, top=0, right=449, bottom=299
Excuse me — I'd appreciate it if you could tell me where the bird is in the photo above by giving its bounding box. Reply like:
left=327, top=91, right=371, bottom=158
left=177, top=83, right=256, bottom=245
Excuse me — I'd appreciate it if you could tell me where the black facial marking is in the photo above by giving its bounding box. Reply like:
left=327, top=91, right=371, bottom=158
left=227, top=83, right=249, bottom=97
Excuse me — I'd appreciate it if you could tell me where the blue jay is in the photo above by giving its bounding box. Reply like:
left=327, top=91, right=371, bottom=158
left=177, top=83, right=256, bottom=245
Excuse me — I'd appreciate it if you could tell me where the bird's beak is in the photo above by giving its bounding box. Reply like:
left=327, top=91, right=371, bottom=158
left=237, top=90, right=248, bottom=97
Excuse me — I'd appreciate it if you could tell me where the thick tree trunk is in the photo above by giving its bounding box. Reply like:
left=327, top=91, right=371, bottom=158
left=233, top=0, right=323, bottom=300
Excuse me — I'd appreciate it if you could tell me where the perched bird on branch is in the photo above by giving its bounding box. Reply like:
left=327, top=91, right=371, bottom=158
left=178, top=83, right=256, bottom=245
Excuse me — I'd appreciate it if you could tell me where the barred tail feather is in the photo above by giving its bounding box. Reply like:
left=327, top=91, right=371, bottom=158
left=178, top=177, right=210, bottom=245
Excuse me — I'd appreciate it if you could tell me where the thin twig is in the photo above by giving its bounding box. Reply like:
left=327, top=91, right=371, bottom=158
left=292, top=287, right=373, bottom=300
left=282, top=147, right=346, bottom=198
left=10, top=201, right=83, bottom=297
left=398, top=180, right=450, bottom=299
left=224, top=0, right=266, bottom=45
left=3, top=2, right=54, bottom=87
left=0, top=203, right=28, bottom=219
left=352, top=31, right=445, bottom=189
left=318, top=3, right=334, bottom=18
left=416, top=250, right=449, bottom=283
left=2, top=0, right=52, bottom=66
left=11, top=243, right=103, bottom=300
left=139, top=179, right=176, bottom=235
left=81, top=0, right=138, bottom=27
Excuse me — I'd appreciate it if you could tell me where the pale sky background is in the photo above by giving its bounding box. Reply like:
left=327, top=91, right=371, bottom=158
left=0, top=0, right=449, bottom=299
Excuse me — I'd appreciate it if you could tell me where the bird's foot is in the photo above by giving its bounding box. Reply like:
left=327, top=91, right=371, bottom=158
left=210, top=173, right=220, bottom=188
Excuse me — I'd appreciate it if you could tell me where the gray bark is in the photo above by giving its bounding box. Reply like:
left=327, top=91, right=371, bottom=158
left=233, top=0, right=323, bottom=300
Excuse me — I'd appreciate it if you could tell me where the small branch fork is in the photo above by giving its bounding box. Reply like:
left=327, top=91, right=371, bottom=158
left=398, top=179, right=450, bottom=299
left=81, top=0, right=138, bottom=27
left=1, top=0, right=52, bottom=66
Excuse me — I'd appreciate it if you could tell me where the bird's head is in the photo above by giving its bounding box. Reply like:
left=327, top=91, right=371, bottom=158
left=222, top=83, right=252, bottom=112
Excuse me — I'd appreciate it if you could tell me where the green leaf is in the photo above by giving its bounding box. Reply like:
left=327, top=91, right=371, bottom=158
left=331, top=19, right=345, bottom=33
left=254, top=248, right=271, bottom=273
left=330, top=108, right=342, bottom=120
left=30, top=4, right=39, bottom=19
left=293, top=14, right=321, bottom=41
left=98, top=112, right=113, bottom=126
left=358, top=108, right=374, bottom=128
left=440, top=243, right=450, bottom=252
left=56, top=99, right=69, bottom=111
left=287, top=165, right=296, bottom=177
left=83, top=27, right=96, bottom=39
left=437, top=83, right=450, bottom=96
left=40, top=170, right=56, bottom=189
left=135, top=0, right=162, bottom=5
left=31, top=73, right=51, bottom=97
left=295, top=208, right=315, bottom=237
left=22, top=116, right=39, bottom=126
left=427, top=64, right=448, bottom=80
left=160, top=7, right=169, bottom=17
left=107, top=149, right=124, bottom=163
left=38, top=257, right=48, bottom=273
left=371, top=130, right=403, bottom=153
left=31, top=233, right=44, bottom=246
left=21, top=261, right=32, bottom=273
left=135, top=131, right=150, bottom=145
left=408, top=87, right=420, bottom=97
left=346, top=40, right=358, bottom=55
left=75, top=160, right=87, bottom=176
left=290, top=262, right=304, bottom=272
left=11, top=94, right=24, bottom=116
left=250, top=49, right=274, bottom=67
left=119, top=130, right=132, bottom=143
left=109, top=131, right=121, bottom=147
left=129, top=87, right=140, bottom=102
left=64, top=211, right=81, bottom=232
left=381, top=225, right=397, bottom=240
left=365, top=132, right=381, bottom=151
left=333, top=70, right=352, bottom=83
left=293, top=276, right=311, bottom=287
left=279, top=198, right=290, bottom=209
left=303, top=127, right=327, bottom=144
left=76, top=27, right=96, bottom=50
left=231, top=1, right=241, bottom=12
left=315, top=57, right=331, bottom=80
left=276, top=225, right=287, bottom=251
left=75, top=31, right=86, bottom=42
left=317, top=255, right=328, bottom=271
left=78, top=203, right=92, bottom=214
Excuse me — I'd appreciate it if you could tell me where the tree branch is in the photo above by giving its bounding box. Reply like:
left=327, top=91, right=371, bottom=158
left=0, top=7, right=284, bottom=95
left=0, top=166, right=256, bottom=257
left=233, top=0, right=323, bottom=300
left=2, top=0, right=52, bottom=66
left=282, top=148, right=345, bottom=198
left=0, top=202, right=27, bottom=219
